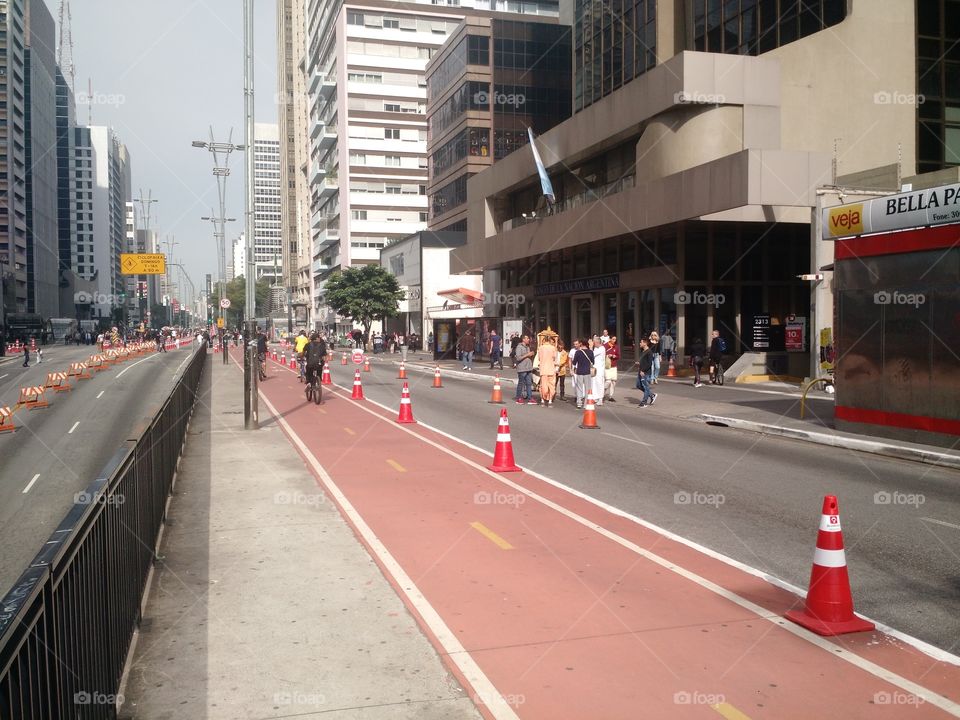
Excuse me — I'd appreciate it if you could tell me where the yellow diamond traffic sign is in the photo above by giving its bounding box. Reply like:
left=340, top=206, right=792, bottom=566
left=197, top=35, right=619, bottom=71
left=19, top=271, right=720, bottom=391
left=120, top=253, right=166, bottom=275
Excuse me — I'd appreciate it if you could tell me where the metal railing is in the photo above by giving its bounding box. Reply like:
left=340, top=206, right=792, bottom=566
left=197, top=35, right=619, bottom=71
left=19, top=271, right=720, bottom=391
left=0, top=344, right=207, bottom=719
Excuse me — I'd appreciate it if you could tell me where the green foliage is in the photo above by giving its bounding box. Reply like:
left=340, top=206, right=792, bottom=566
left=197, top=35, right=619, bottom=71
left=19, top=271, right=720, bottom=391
left=324, top=265, right=404, bottom=336
left=221, top=276, right=273, bottom=323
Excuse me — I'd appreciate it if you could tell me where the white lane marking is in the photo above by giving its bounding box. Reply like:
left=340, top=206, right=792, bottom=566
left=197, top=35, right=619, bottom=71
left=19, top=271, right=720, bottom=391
left=0, top=374, right=8, bottom=380
left=116, top=352, right=161, bottom=378
left=23, top=474, right=40, bottom=494
left=322, top=381, right=960, bottom=700
left=68, top=421, right=80, bottom=434
left=256, top=391, right=521, bottom=720
left=601, top=432, right=652, bottom=447
left=921, top=517, right=960, bottom=531
left=96, top=390, right=104, bottom=399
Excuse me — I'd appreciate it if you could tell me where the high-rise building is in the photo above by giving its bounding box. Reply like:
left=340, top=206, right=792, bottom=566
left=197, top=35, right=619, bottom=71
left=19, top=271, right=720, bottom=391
left=55, top=63, right=76, bottom=298
left=24, top=0, right=59, bottom=318
left=0, top=0, right=29, bottom=318
left=426, top=17, right=571, bottom=231
left=278, top=0, right=312, bottom=327
left=302, top=0, right=558, bottom=329
left=253, top=124, right=283, bottom=287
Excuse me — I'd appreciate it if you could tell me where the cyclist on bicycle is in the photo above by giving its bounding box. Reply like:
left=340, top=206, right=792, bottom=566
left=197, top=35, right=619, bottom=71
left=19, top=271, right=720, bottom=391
left=708, top=329, right=725, bottom=384
left=304, top=332, right=328, bottom=388
left=294, top=329, right=310, bottom=380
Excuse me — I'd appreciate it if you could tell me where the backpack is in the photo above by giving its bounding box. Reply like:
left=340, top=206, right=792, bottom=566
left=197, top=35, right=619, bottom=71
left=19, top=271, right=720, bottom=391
left=718, top=337, right=728, bottom=353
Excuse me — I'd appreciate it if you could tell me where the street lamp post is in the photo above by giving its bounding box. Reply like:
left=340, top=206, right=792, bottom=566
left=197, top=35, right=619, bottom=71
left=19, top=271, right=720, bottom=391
left=243, top=0, right=257, bottom=429
left=201, top=212, right=236, bottom=325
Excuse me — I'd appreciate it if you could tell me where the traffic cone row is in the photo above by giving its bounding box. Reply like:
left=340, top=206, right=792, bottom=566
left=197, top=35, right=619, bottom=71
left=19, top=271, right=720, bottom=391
left=351, top=369, right=364, bottom=400
left=432, top=365, right=443, bottom=388
left=786, top=495, right=875, bottom=636
left=396, top=381, right=415, bottom=424
left=321, top=362, right=332, bottom=385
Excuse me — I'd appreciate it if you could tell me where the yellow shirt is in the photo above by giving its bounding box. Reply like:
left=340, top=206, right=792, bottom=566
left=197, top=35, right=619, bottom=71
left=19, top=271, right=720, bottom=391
left=294, top=335, right=310, bottom=354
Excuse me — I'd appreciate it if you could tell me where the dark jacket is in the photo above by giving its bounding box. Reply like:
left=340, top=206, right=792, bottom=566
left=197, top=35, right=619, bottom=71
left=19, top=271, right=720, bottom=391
left=689, top=339, right=706, bottom=362
left=305, top=340, right=327, bottom=366
left=458, top=333, right=476, bottom=353
left=571, top=347, right=593, bottom=375
left=709, top=337, right=724, bottom=361
left=637, top=348, right=653, bottom=374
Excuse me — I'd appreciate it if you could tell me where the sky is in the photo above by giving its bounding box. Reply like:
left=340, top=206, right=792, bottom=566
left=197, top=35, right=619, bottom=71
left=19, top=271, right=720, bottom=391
left=44, top=0, right=278, bottom=290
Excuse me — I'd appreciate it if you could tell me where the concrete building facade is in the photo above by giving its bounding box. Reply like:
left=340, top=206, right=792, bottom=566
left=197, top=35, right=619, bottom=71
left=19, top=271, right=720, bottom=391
left=454, top=0, right=945, bottom=381
left=253, top=123, right=283, bottom=286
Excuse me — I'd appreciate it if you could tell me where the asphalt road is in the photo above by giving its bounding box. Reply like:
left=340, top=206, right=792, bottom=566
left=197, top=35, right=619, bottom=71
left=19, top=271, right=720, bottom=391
left=0, top=343, right=198, bottom=597
left=316, top=357, right=960, bottom=656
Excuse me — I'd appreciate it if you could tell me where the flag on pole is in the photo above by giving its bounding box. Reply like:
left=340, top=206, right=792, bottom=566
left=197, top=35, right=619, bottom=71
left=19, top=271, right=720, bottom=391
left=527, top=127, right=555, bottom=205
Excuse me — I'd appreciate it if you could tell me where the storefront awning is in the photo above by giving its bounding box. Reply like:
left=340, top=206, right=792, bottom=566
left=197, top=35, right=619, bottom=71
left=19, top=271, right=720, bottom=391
left=436, top=288, right=484, bottom=306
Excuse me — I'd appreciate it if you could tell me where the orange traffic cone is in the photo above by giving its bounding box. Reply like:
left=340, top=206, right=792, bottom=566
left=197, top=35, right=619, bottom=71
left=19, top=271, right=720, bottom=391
left=488, top=408, right=520, bottom=473
left=289, top=356, right=297, bottom=369
left=432, top=365, right=443, bottom=388
left=351, top=369, right=365, bottom=400
left=341, top=352, right=348, bottom=366
left=488, top=375, right=504, bottom=404
left=397, top=381, right=416, bottom=424
left=321, top=362, right=332, bottom=385
left=398, top=361, right=407, bottom=379
left=785, top=495, right=875, bottom=636
left=363, top=357, right=371, bottom=372
left=667, top=356, right=677, bottom=378
left=579, top=392, right=600, bottom=429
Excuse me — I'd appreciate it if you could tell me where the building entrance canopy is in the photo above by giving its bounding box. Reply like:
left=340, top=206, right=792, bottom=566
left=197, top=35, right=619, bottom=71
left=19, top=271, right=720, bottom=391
left=436, top=287, right=484, bottom=306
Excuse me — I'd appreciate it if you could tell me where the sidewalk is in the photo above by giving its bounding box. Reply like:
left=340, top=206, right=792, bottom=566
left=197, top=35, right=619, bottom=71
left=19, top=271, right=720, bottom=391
left=352, top=352, right=960, bottom=470
left=119, top=355, right=482, bottom=720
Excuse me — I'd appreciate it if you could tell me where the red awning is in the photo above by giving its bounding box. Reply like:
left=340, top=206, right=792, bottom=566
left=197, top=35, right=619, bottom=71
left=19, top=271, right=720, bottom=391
left=436, top=288, right=484, bottom=306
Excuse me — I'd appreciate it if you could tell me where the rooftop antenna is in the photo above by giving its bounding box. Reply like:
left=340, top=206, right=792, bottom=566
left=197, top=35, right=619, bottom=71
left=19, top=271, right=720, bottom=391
left=87, top=78, right=93, bottom=125
left=57, top=0, right=75, bottom=93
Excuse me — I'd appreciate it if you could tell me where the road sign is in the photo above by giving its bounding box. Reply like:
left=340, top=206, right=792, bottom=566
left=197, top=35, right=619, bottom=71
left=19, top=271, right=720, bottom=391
left=352, top=350, right=364, bottom=364
left=220, top=298, right=231, bottom=309
left=120, top=253, right=166, bottom=275
left=217, top=317, right=225, bottom=328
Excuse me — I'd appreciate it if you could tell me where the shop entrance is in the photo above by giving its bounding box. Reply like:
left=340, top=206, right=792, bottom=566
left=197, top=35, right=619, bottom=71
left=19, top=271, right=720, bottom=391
left=572, top=296, right=592, bottom=341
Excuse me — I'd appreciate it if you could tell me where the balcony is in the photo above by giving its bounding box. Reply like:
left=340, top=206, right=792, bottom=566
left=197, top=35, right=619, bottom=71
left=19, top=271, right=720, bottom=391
left=318, top=227, right=340, bottom=249
left=318, top=74, right=336, bottom=101
left=312, top=259, right=331, bottom=274
left=310, top=164, right=325, bottom=186
left=316, top=124, right=337, bottom=152
left=318, top=176, right=338, bottom=199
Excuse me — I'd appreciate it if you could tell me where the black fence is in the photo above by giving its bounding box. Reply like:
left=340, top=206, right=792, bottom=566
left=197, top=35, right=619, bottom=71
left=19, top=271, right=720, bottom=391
left=0, top=345, right=207, bottom=719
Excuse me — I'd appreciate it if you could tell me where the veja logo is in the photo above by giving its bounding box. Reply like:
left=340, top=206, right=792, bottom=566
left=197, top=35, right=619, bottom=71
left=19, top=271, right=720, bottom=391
left=828, top=204, right=864, bottom=235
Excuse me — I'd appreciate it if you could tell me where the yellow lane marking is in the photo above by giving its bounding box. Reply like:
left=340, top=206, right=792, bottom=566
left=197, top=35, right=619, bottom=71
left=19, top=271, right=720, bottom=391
left=386, top=459, right=406, bottom=472
left=469, top=521, right=514, bottom=550
left=711, top=703, right=752, bottom=720
left=344, top=427, right=356, bottom=435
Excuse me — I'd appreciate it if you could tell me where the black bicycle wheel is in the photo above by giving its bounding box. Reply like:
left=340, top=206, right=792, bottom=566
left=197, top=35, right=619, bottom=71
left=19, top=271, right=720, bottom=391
left=305, top=384, right=312, bottom=402
left=717, top=362, right=724, bottom=385
left=314, top=381, right=322, bottom=405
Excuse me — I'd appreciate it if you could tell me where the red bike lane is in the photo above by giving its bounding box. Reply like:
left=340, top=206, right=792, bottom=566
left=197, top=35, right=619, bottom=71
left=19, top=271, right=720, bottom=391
left=254, top=353, right=960, bottom=719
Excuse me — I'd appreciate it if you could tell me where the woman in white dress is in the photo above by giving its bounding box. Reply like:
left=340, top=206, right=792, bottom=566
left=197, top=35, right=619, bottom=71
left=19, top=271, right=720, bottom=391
left=591, top=335, right=606, bottom=406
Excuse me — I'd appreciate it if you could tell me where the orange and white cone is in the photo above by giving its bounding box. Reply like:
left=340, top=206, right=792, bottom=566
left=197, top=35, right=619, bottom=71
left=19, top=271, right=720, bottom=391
left=341, top=352, right=348, bottom=366
left=397, top=381, right=416, bottom=424
left=398, top=361, right=407, bottom=379
left=363, top=357, right=371, bottom=372
left=579, top=392, right=600, bottom=429
left=667, top=357, right=677, bottom=377
left=488, top=408, right=520, bottom=472
left=321, top=362, right=332, bottom=385
left=432, top=365, right=443, bottom=388
left=785, top=495, right=875, bottom=636
left=488, top=375, right=504, bottom=404
left=289, top=356, right=297, bottom=369
left=351, top=369, right=365, bottom=400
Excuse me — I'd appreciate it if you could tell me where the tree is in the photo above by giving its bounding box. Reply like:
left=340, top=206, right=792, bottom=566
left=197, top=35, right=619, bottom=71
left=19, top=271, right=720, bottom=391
left=324, top=265, right=404, bottom=342
left=222, top=275, right=272, bottom=325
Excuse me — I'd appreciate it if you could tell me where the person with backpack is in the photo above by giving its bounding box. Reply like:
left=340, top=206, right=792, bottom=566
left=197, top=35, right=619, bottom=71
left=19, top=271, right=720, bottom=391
left=708, top=329, right=726, bottom=384
left=569, top=338, right=594, bottom=409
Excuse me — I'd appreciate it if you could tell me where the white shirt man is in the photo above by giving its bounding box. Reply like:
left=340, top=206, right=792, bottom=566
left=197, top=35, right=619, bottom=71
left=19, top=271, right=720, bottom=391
left=591, top=336, right=606, bottom=406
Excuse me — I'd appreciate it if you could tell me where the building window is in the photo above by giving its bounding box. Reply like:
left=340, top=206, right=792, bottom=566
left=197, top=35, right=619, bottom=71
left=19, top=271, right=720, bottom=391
left=386, top=185, right=402, bottom=194
left=351, top=210, right=367, bottom=220
left=350, top=152, right=367, bottom=164
left=384, top=102, right=401, bottom=112
left=916, top=0, right=960, bottom=173
left=383, top=16, right=399, bottom=28
left=385, top=128, right=400, bottom=139
left=385, top=155, right=401, bottom=166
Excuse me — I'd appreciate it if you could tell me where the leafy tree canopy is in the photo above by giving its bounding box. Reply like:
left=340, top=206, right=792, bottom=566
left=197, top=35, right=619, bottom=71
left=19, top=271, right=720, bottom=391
left=324, top=265, right=404, bottom=337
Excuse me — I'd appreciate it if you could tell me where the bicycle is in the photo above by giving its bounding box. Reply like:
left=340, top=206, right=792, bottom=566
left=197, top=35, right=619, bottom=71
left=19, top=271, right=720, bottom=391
left=257, top=352, right=267, bottom=382
left=305, top=367, right=322, bottom=405
left=297, top=355, right=306, bottom=383
left=710, top=358, right=725, bottom=386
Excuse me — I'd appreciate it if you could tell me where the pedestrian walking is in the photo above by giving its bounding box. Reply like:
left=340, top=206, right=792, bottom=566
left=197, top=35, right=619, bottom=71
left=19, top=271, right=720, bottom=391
left=689, top=337, right=706, bottom=387
left=513, top=334, right=535, bottom=404
left=22, top=345, right=30, bottom=367
left=635, top=337, right=657, bottom=407
left=649, top=331, right=661, bottom=384
left=591, top=335, right=606, bottom=406
left=604, top=335, right=620, bottom=402
left=570, top=339, right=593, bottom=408
left=556, top=340, right=568, bottom=401
left=36, top=348, right=43, bottom=365
left=458, top=330, right=476, bottom=370
left=488, top=329, right=503, bottom=369
left=708, top=329, right=726, bottom=384
left=537, top=335, right=558, bottom=406
left=660, top=329, right=675, bottom=366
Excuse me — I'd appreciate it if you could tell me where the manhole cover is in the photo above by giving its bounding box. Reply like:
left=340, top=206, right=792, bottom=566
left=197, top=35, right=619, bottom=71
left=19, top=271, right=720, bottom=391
left=705, top=420, right=729, bottom=427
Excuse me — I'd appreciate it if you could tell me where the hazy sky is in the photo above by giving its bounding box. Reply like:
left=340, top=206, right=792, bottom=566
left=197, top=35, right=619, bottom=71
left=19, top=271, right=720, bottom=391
left=45, top=0, right=278, bottom=288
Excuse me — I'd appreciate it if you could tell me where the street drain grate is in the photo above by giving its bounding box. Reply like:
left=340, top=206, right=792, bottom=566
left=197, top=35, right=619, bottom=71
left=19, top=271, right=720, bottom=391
left=705, top=420, right=729, bottom=427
